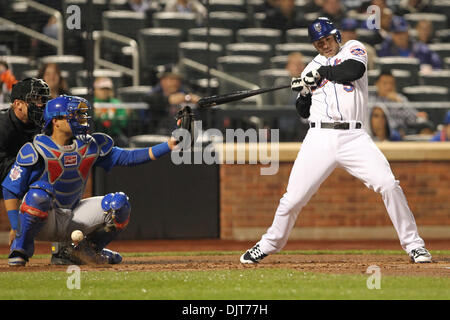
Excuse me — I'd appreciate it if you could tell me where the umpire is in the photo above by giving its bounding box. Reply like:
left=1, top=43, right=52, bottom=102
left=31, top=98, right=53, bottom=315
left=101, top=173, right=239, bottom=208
left=0, top=78, right=50, bottom=244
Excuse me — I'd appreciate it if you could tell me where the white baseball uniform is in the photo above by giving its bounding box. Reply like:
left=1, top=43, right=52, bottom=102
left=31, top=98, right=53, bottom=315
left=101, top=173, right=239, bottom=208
left=258, top=40, right=426, bottom=255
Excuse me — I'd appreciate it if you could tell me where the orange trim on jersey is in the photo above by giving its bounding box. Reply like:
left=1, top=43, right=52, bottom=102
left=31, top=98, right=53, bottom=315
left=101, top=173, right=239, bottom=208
left=20, top=202, right=48, bottom=218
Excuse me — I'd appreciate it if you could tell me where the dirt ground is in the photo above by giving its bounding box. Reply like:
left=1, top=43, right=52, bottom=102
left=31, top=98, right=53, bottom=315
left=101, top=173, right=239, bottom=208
left=1, top=239, right=449, bottom=276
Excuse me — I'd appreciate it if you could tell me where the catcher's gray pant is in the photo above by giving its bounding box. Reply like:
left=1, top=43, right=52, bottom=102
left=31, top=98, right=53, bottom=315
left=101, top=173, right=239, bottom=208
left=258, top=128, right=426, bottom=255
left=36, top=197, right=106, bottom=242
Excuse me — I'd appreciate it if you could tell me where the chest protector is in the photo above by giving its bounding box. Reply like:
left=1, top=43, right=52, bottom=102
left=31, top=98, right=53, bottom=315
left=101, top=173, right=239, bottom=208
left=32, top=133, right=112, bottom=209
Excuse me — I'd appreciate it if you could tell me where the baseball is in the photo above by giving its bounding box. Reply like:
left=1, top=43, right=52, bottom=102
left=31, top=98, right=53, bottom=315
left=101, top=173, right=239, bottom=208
left=71, top=230, right=84, bottom=243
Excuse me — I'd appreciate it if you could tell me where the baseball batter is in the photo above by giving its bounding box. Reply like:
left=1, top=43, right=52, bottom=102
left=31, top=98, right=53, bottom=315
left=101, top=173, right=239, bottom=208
left=240, top=17, right=432, bottom=264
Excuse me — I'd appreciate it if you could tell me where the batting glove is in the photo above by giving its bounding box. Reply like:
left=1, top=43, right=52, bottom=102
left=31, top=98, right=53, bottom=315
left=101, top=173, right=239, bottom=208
left=291, top=77, right=310, bottom=96
left=302, top=69, right=322, bottom=88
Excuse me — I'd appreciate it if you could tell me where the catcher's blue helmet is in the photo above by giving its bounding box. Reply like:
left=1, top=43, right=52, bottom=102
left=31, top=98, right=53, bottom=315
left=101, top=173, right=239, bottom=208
left=308, top=17, right=342, bottom=44
left=44, top=95, right=91, bottom=139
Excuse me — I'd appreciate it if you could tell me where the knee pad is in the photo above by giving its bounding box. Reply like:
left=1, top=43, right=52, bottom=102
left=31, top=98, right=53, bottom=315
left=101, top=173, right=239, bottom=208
left=20, top=181, right=53, bottom=218
left=101, top=192, right=131, bottom=230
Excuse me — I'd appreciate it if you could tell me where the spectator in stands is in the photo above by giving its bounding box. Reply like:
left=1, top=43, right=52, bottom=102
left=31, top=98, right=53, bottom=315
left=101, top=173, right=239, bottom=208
left=415, top=20, right=434, bottom=45
left=164, top=0, right=207, bottom=22
left=263, top=0, right=308, bottom=31
left=377, top=16, right=442, bottom=71
left=143, top=66, right=200, bottom=135
left=430, top=111, right=450, bottom=142
left=113, top=0, right=157, bottom=26
left=318, top=0, right=347, bottom=28
left=340, top=18, right=377, bottom=70
left=396, top=0, right=433, bottom=15
left=93, top=77, right=129, bottom=147
left=369, top=70, right=428, bottom=136
left=42, top=15, right=59, bottom=40
left=0, top=61, right=18, bottom=104
left=37, top=63, right=70, bottom=99
left=367, top=105, right=402, bottom=141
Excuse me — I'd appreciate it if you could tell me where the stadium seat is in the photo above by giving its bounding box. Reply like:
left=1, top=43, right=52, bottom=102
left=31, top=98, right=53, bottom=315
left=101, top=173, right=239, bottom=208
left=76, top=69, right=124, bottom=91
left=270, top=55, right=312, bottom=69
left=402, top=85, right=449, bottom=102
left=286, top=28, right=310, bottom=44
left=247, top=0, right=265, bottom=13
left=208, top=0, right=246, bottom=12
left=368, top=69, right=416, bottom=89
left=152, top=12, right=198, bottom=41
left=435, top=29, right=450, bottom=43
left=117, top=86, right=152, bottom=102
left=432, top=1, right=450, bottom=27
left=217, top=55, right=264, bottom=95
left=275, top=43, right=316, bottom=57
left=403, top=13, right=447, bottom=31
left=191, top=78, right=220, bottom=96
left=188, top=28, right=234, bottom=51
left=0, top=55, right=31, bottom=81
left=102, top=10, right=147, bottom=40
left=236, top=28, right=282, bottom=54
left=178, top=42, right=223, bottom=79
left=0, top=25, right=19, bottom=55
left=39, top=55, right=85, bottom=88
left=225, top=43, right=272, bottom=68
left=419, top=70, right=450, bottom=87
left=253, top=13, right=266, bottom=28
left=428, top=43, right=450, bottom=62
left=356, top=28, right=382, bottom=46
left=270, top=55, right=288, bottom=69
left=375, top=57, right=420, bottom=77
left=69, top=87, right=89, bottom=100
left=445, top=57, right=450, bottom=69
left=209, top=11, right=248, bottom=35
left=258, top=69, right=290, bottom=105
left=138, top=28, right=183, bottom=68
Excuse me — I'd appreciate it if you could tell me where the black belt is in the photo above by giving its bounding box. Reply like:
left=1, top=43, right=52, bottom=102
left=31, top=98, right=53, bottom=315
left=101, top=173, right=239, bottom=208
left=310, top=122, right=362, bottom=130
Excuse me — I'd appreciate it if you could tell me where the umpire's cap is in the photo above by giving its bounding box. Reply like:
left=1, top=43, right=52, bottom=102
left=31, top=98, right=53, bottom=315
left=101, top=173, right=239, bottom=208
left=308, top=17, right=342, bottom=43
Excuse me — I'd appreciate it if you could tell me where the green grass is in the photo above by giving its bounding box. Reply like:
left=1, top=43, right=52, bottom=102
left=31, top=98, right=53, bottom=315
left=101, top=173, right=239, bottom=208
left=0, top=268, right=449, bottom=300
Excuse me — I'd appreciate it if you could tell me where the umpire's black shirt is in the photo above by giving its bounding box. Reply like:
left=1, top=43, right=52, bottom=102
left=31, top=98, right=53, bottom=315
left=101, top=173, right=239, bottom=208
left=0, top=108, right=37, bottom=189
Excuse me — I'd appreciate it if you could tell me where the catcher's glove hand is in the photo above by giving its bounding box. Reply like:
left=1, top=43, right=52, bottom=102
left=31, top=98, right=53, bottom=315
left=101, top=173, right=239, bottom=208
left=291, top=77, right=310, bottom=96
left=174, top=105, right=196, bottom=148
left=302, top=69, right=322, bottom=88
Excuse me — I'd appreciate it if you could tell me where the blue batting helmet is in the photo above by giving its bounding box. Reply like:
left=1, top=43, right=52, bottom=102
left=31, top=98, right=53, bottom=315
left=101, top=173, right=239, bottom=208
left=43, top=95, right=92, bottom=139
left=308, top=17, right=342, bottom=43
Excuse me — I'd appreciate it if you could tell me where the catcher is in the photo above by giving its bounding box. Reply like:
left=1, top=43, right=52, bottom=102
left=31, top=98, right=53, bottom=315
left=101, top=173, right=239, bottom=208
left=2, top=95, right=195, bottom=266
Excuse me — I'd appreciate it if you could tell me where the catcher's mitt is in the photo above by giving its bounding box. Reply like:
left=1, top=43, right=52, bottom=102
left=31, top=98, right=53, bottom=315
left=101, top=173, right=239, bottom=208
left=174, top=105, right=196, bottom=147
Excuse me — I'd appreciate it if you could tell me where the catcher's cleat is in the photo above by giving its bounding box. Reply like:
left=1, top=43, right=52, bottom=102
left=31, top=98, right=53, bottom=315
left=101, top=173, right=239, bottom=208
left=101, top=248, right=122, bottom=264
left=8, top=252, right=28, bottom=267
left=409, top=247, right=432, bottom=263
left=51, top=242, right=122, bottom=265
left=240, top=244, right=268, bottom=264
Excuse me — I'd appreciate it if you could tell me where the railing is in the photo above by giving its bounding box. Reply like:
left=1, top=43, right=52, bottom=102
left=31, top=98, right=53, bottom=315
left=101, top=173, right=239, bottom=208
left=93, top=30, right=139, bottom=86
left=0, top=0, right=64, bottom=55
left=179, top=57, right=263, bottom=106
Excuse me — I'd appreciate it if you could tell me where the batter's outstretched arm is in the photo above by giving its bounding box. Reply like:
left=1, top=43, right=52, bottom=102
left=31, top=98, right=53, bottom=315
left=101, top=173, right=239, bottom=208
left=317, top=59, right=366, bottom=83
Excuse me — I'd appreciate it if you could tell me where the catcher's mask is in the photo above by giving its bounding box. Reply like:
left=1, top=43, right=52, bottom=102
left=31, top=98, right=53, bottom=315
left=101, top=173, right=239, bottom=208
left=43, top=95, right=92, bottom=141
left=10, top=78, right=51, bottom=128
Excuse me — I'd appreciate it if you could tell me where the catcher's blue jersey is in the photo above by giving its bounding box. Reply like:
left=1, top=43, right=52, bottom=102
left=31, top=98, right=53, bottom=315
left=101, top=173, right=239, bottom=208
left=2, top=133, right=125, bottom=210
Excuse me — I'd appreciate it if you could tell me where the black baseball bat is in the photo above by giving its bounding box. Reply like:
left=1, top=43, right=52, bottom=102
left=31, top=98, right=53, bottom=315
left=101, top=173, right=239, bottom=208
left=197, top=84, right=291, bottom=108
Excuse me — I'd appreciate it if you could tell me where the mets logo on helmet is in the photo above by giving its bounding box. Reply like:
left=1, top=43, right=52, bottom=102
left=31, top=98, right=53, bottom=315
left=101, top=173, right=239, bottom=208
left=314, top=23, right=322, bottom=32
